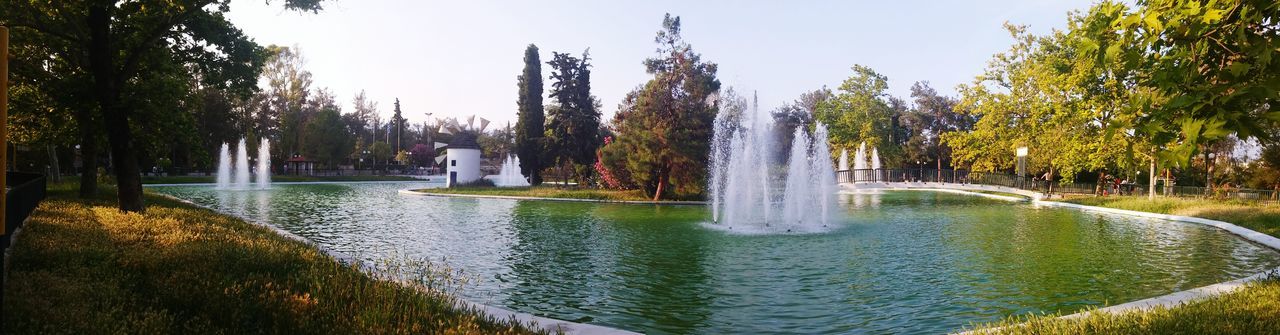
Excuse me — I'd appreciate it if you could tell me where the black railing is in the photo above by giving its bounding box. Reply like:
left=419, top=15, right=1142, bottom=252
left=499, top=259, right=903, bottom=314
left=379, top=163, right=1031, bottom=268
left=838, top=168, right=1142, bottom=197
left=4, top=171, right=46, bottom=251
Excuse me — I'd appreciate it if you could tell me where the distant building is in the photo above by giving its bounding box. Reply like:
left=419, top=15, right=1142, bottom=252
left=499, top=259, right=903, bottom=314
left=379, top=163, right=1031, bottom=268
left=445, top=132, right=481, bottom=187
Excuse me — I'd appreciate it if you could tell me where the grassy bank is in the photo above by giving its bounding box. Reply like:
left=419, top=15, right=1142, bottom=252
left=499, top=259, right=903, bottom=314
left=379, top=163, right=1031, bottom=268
left=964, top=196, right=1280, bottom=334
left=141, top=174, right=422, bottom=184
left=414, top=185, right=660, bottom=202
left=1060, top=196, right=1280, bottom=238
left=966, top=278, right=1280, bottom=334
left=3, top=183, right=543, bottom=334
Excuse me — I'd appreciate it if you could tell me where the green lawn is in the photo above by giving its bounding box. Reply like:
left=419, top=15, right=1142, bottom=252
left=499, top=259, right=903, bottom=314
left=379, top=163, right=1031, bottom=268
left=1060, top=196, right=1280, bottom=238
left=963, top=196, right=1280, bottom=334
left=413, top=185, right=661, bottom=202
left=141, top=174, right=422, bottom=184
left=965, top=278, right=1280, bottom=335
left=2, top=183, right=545, bottom=334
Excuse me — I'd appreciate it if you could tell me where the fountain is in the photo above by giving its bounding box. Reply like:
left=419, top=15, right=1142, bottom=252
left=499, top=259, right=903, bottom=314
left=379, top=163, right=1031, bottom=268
left=256, top=140, right=271, bottom=189
left=854, top=142, right=868, bottom=171
left=216, top=143, right=232, bottom=189
left=235, top=138, right=251, bottom=188
left=493, top=154, right=530, bottom=187
left=870, top=147, right=881, bottom=170
left=838, top=149, right=849, bottom=171
left=846, top=142, right=883, bottom=182
left=707, top=97, right=837, bottom=233
left=215, top=138, right=271, bottom=190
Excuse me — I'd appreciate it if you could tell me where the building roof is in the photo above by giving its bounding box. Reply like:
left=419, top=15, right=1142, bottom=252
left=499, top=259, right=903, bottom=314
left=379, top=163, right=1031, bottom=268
left=448, top=131, right=481, bottom=149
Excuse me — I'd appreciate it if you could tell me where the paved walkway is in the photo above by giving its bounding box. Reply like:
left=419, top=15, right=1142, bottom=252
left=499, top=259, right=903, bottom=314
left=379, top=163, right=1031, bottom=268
left=841, top=182, right=1045, bottom=200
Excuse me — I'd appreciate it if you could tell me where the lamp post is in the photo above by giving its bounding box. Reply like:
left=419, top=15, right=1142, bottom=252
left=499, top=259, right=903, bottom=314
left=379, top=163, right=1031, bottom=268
left=1016, top=147, right=1028, bottom=188
left=1206, top=151, right=1217, bottom=194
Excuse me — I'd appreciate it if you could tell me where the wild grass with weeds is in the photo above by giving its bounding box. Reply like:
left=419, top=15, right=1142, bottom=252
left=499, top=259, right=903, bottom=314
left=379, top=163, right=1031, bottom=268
left=3, top=182, right=550, bottom=334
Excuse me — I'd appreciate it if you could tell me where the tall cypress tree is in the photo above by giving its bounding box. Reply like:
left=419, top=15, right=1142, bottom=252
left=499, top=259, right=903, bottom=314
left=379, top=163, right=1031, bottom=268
left=393, top=98, right=404, bottom=153
left=516, top=44, right=546, bottom=185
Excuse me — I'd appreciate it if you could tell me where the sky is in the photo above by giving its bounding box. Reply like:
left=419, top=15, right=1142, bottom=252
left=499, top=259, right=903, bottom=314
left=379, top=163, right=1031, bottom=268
left=226, top=0, right=1098, bottom=129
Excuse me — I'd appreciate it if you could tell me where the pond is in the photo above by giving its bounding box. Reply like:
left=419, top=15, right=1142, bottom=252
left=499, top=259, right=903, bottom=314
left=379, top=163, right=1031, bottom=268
left=153, top=182, right=1280, bottom=334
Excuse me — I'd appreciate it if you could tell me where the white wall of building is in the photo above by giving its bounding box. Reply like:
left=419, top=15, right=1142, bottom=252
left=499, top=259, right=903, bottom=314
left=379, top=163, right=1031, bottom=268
left=446, top=148, right=482, bottom=187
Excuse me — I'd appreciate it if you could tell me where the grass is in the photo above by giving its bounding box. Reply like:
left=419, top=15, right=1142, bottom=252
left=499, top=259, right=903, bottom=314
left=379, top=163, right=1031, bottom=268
left=962, top=196, right=1280, bottom=334
left=413, top=185, right=662, bottom=202
left=965, top=277, right=1280, bottom=335
left=141, top=174, right=422, bottom=184
left=1060, top=195, right=1280, bottom=238
left=3, top=182, right=547, bottom=334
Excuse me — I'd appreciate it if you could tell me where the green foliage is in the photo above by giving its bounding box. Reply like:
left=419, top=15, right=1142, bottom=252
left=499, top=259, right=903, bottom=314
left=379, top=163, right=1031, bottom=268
left=301, top=106, right=348, bottom=167
left=515, top=44, right=547, bottom=185
left=1103, top=0, right=1280, bottom=167
left=815, top=65, right=904, bottom=165
left=901, top=82, right=971, bottom=168
left=369, top=141, right=392, bottom=165
left=772, top=88, right=829, bottom=161
left=944, top=13, right=1154, bottom=182
left=948, top=0, right=1280, bottom=185
left=608, top=14, right=721, bottom=200
left=545, top=50, right=602, bottom=184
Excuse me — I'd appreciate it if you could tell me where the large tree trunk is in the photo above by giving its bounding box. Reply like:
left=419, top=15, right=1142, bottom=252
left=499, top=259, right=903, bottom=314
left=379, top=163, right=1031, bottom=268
left=47, top=145, right=61, bottom=183
left=88, top=5, right=145, bottom=212
left=77, top=109, right=99, bottom=198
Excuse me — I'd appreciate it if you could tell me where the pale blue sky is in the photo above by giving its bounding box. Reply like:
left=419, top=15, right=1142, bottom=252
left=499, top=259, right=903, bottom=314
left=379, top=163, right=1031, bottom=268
left=227, top=0, right=1096, bottom=127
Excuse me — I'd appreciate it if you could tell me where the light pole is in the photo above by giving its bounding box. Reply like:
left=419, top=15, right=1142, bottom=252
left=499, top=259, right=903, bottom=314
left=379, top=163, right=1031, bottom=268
left=1016, top=146, right=1028, bottom=188
left=1206, top=151, right=1217, bottom=194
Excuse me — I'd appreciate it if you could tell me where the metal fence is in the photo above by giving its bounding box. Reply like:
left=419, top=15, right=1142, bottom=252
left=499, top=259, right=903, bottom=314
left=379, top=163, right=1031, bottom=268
left=837, top=168, right=1276, bottom=203
left=4, top=171, right=46, bottom=251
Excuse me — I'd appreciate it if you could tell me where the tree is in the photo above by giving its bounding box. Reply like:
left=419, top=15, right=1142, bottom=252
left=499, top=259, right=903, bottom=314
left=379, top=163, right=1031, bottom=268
left=302, top=103, right=347, bottom=167
left=1102, top=0, right=1280, bottom=168
left=515, top=44, right=546, bottom=185
left=1, top=0, right=325, bottom=211
left=350, top=89, right=378, bottom=144
left=902, top=81, right=971, bottom=169
left=773, top=88, right=830, bottom=161
left=409, top=143, right=433, bottom=167
left=545, top=50, right=602, bottom=184
left=814, top=65, right=902, bottom=165
left=369, top=141, right=391, bottom=166
left=264, top=45, right=316, bottom=161
left=606, top=14, right=721, bottom=200
left=392, top=98, right=405, bottom=153
left=4, top=24, right=98, bottom=195
left=943, top=14, right=1155, bottom=184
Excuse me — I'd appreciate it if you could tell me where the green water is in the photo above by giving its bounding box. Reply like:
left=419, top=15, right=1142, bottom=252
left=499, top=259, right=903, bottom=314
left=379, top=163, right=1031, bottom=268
left=153, top=182, right=1280, bottom=334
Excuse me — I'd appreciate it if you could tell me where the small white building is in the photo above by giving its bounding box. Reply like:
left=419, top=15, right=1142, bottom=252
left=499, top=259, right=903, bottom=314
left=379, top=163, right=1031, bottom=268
left=445, top=133, right=482, bottom=187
